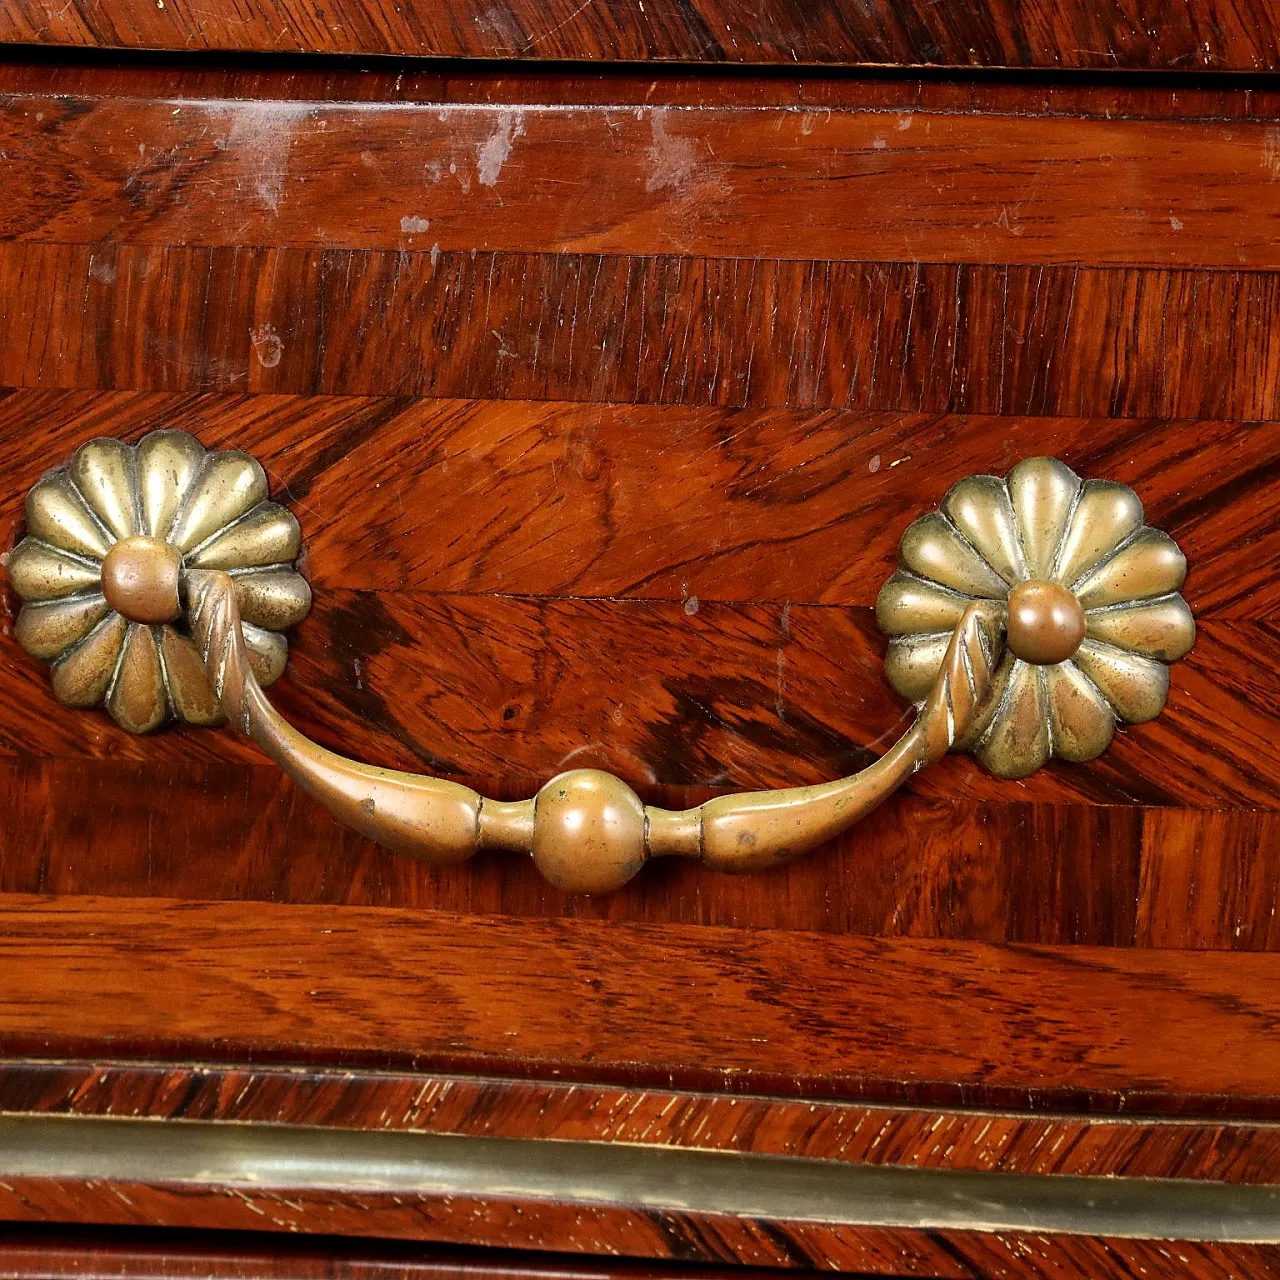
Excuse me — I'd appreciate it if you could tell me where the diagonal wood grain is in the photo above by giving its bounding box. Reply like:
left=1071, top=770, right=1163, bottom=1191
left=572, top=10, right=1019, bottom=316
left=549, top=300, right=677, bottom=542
left=1, top=588, right=1273, bottom=809
left=1, top=393, right=1276, bottom=617
left=2, top=388, right=1275, bottom=941
left=2, top=0, right=1279, bottom=72
left=0, top=1233, right=848, bottom=1280
left=9, top=1059, right=1280, bottom=1178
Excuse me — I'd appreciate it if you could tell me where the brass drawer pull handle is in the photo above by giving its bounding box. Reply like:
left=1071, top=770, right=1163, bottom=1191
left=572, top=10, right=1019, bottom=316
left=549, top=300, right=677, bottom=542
left=186, top=566, right=995, bottom=892
left=6, top=435, right=1194, bottom=894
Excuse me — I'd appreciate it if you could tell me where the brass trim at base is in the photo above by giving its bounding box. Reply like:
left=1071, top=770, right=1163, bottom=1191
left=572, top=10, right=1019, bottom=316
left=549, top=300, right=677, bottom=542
left=0, top=1114, right=1276, bottom=1243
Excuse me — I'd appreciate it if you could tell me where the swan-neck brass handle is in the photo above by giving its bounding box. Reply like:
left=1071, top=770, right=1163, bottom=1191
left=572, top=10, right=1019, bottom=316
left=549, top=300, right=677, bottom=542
left=187, top=568, right=997, bottom=893
left=7, top=433, right=1195, bottom=895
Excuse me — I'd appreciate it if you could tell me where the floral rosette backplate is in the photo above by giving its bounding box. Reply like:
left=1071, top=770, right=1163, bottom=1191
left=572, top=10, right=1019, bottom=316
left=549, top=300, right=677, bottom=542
left=5, top=430, right=311, bottom=733
left=877, top=457, right=1194, bottom=778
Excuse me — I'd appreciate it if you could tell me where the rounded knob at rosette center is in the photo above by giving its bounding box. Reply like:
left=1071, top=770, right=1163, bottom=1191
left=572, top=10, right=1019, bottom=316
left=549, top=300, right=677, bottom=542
left=100, top=535, right=184, bottom=625
left=1005, top=579, right=1086, bottom=666
left=531, top=768, right=647, bottom=894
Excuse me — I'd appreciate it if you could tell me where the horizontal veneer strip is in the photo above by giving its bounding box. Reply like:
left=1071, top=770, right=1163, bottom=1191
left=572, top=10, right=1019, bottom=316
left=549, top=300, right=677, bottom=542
left=1, top=592, right=1273, bottom=808
left=1, top=0, right=1277, bottom=72
left=2, top=758, right=1278, bottom=948
left=4, top=895, right=1280, bottom=1112
left=3, top=98, right=1280, bottom=271
left=0, top=393, right=1275, bottom=618
left=0, top=248, right=1278, bottom=421
left=6, top=62, right=1280, bottom=121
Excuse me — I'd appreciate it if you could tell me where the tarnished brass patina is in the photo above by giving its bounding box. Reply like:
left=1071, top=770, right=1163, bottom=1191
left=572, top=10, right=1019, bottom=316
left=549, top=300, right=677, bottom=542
left=877, top=456, right=1195, bottom=779
left=185, top=567, right=995, bottom=892
left=6, top=431, right=311, bottom=733
left=6, top=435, right=1195, bottom=891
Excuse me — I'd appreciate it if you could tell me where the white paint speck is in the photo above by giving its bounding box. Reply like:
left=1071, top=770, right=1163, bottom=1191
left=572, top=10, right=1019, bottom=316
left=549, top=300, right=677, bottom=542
left=1169, top=214, right=1184, bottom=230
left=868, top=454, right=882, bottom=473
left=683, top=596, right=699, bottom=616
left=400, top=215, right=430, bottom=233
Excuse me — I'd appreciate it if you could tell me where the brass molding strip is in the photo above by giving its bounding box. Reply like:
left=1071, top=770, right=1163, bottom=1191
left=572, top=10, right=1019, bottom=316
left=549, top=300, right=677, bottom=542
left=0, top=1114, right=1276, bottom=1242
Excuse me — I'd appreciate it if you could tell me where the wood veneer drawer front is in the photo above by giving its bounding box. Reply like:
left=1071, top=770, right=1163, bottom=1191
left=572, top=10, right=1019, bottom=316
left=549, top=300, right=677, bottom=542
left=0, top=1228, right=807, bottom=1280
left=0, top=62, right=1276, bottom=1119
left=3, top=0, right=1280, bottom=71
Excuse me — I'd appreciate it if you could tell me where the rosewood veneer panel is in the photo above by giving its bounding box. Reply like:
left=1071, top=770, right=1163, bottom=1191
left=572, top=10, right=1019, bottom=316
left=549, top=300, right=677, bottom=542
left=0, top=394, right=1274, bottom=615
left=8, top=61, right=1280, bottom=120
left=0, top=758, right=1155, bottom=943
left=0, top=60, right=1277, bottom=1142
left=2, top=97, right=1279, bottom=271
left=1, top=0, right=1278, bottom=72
left=0, top=1233, right=815, bottom=1280
left=2, top=247, right=1279, bottom=422
left=1, top=389, right=1275, bottom=941
left=5, top=896, right=1280, bottom=1110
left=0, top=1232, right=852, bottom=1280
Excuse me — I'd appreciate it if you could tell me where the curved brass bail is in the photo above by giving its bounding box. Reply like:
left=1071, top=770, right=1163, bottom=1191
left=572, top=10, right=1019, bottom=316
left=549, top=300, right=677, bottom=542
left=186, top=568, right=1001, bottom=894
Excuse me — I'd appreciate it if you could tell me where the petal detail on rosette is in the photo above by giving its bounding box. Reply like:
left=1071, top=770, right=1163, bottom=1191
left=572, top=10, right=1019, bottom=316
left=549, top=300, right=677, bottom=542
left=1054, top=479, right=1144, bottom=589
left=1073, top=640, right=1169, bottom=724
left=188, top=502, right=301, bottom=571
left=1007, top=456, right=1080, bottom=579
left=51, top=612, right=128, bottom=707
left=5, top=538, right=102, bottom=601
left=976, top=659, right=1051, bottom=779
left=107, top=623, right=169, bottom=733
left=242, top=622, right=289, bottom=688
left=1073, top=527, right=1187, bottom=609
left=954, top=650, right=1014, bottom=752
left=24, top=471, right=113, bottom=560
left=15, top=594, right=111, bottom=661
left=160, top=627, right=224, bottom=726
left=1046, top=661, right=1116, bottom=763
left=898, top=512, right=1009, bottom=599
left=138, top=429, right=208, bottom=540
left=232, top=568, right=312, bottom=631
left=170, top=450, right=268, bottom=553
left=1085, top=595, right=1195, bottom=661
left=941, top=474, right=1027, bottom=585
left=884, top=632, right=953, bottom=703
left=71, top=438, right=138, bottom=541
left=875, top=571, right=1003, bottom=638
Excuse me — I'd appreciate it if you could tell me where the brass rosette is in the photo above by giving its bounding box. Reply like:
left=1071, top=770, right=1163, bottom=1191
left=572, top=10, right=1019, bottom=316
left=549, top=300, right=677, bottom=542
left=877, top=456, right=1195, bottom=779
left=6, top=431, right=311, bottom=733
